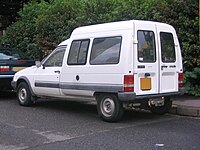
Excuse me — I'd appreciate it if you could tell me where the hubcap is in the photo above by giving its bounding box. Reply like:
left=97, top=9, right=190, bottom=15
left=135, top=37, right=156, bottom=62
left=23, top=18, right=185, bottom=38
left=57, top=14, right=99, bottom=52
left=101, top=98, right=115, bottom=117
left=19, top=88, right=27, bottom=103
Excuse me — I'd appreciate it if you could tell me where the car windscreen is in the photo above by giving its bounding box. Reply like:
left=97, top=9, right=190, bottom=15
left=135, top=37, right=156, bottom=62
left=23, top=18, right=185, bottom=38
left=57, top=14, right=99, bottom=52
left=0, top=49, right=30, bottom=60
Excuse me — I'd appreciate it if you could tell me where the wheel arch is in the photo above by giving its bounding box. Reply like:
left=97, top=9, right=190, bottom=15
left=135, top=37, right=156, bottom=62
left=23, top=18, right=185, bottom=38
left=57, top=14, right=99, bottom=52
left=94, top=92, right=118, bottom=100
left=16, top=76, right=36, bottom=97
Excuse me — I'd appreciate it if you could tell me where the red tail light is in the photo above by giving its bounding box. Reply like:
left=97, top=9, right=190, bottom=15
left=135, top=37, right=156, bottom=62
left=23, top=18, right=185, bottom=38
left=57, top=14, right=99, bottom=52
left=178, top=72, right=183, bottom=88
left=124, top=75, right=134, bottom=92
left=0, top=66, right=9, bottom=72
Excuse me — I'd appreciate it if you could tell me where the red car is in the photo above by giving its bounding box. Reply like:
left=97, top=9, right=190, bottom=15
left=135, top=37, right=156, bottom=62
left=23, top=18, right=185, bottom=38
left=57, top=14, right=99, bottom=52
left=0, top=48, right=35, bottom=91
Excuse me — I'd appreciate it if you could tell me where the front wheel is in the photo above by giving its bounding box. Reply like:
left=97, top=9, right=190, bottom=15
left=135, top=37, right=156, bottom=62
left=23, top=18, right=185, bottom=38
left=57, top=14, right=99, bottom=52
left=97, top=94, right=124, bottom=122
left=17, top=82, right=33, bottom=106
left=148, top=97, right=172, bottom=115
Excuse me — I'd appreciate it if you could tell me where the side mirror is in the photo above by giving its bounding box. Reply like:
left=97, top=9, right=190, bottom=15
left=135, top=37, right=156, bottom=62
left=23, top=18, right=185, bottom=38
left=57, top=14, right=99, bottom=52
left=35, top=61, right=41, bottom=68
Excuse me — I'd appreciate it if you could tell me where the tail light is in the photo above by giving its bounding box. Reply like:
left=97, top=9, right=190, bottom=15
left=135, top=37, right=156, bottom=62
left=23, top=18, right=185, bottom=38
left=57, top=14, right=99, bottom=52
left=178, top=72, right=183, bottom=88
left=124, top=75, right=134, bottom=92
left=0, top=66, right=9, bottom=72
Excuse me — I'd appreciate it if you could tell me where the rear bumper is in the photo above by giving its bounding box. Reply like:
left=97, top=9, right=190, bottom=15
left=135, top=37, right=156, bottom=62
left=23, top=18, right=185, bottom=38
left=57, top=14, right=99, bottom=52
left=0, top=75, right=14, bottom=90
left=118, top=88, right=185, bottom=102
left=118, top=92, right=136, bottom=101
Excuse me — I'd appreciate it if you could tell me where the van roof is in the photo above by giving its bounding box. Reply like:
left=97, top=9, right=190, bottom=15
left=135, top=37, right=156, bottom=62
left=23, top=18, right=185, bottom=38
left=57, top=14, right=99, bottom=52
left=58, top=39, right=69, bottom=46
left=71, top=20, right=173, bottom=35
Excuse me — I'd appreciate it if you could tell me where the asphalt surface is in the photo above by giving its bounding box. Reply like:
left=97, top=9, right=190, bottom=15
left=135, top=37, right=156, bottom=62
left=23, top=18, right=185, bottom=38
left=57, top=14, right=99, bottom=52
left=0, top=92, right=200, bottom=150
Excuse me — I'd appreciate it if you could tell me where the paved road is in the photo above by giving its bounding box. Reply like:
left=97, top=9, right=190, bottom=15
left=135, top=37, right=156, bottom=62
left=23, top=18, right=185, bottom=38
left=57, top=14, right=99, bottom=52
left=0, top=92, right=200, bottom=150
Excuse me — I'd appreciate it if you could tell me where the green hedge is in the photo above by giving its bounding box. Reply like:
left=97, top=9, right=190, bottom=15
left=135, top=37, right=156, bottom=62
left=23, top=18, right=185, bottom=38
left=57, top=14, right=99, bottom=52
left=184, top=67, right=200, bottom=96
left=0, top=0, right=199, bottom=95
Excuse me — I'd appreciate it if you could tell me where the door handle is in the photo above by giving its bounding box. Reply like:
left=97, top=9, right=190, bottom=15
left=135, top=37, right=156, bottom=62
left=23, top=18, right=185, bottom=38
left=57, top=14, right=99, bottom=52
left=169, top=65, right=176, bottom=68
left=54, top=70, right=60, bottom=74
left=161, top=65, right=168, bottom=70
left=144, top=73, right=150, bottom=77
left=76, top=75, right=80, bottom=81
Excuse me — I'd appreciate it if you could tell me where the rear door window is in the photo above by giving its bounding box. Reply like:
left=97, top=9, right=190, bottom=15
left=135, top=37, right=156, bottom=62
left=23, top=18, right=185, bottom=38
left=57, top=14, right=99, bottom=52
left=90, top=36, right=122, bottom=65
left=160, top=32, right=176, bottom=62
left=137, top=30, right=156, bottom=62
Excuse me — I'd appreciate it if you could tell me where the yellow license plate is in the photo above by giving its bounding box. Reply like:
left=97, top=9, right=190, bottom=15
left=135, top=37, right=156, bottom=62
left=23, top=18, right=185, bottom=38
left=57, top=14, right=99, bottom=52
left=13, top=67, right=26, bottom=72
left=140, top=78, right=151, bottom=90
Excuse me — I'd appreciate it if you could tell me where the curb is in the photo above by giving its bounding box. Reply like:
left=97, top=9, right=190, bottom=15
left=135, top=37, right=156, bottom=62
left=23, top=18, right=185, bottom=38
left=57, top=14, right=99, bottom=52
left=170, top=104, right=200, bottom=117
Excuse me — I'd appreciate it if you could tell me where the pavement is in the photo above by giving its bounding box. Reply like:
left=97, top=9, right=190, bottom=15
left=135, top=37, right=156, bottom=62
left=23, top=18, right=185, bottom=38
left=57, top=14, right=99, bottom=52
left=170, top=95, right=200, bottom=117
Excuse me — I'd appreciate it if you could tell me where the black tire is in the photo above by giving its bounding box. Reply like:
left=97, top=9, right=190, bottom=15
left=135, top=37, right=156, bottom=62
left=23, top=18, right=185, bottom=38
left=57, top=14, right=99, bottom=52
left=97, top=94, right=124, bottom=122
left=148, top=97, right=172, bottom=115
left=17, top=82, right=33, bottom=106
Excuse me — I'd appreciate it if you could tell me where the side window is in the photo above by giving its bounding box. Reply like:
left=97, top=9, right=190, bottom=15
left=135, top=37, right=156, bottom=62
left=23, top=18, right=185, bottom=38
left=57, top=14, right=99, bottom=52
left=90, top=36, right=122, bottom=65
left=160, top=32, right=176, bottom=62
left=67, top=39, right=90, bottom=65
left=137, top=30, right=156, bottom=62
left=44, top=46, right=66, bottom=67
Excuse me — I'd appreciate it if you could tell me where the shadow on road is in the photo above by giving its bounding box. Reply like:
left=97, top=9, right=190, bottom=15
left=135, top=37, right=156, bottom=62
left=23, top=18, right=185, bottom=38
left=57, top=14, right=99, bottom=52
left=35, top=99, right=98, bottom=115
left=34, top=99, right=166, bottom=122
left=0, top=91, right=16, bottom=99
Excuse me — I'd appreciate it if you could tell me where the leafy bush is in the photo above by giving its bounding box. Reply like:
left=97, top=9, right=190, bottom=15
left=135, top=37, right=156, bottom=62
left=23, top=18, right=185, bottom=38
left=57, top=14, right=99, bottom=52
left=184, top=67, right=200, bottom=96
left=35, top=0, right=83, bottom=57
left=0, top=0, right=49, bottom=60
left=147, top=0, right=199, bottom=70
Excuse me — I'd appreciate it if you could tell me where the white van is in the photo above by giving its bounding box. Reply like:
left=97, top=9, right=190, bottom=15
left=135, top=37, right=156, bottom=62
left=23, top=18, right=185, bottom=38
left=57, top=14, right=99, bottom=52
left=12, top=20, right=184, bottom=122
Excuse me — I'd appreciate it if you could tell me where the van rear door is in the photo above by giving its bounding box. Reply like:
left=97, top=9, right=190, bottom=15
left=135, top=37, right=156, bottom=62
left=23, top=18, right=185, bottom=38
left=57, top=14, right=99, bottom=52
left=134, top=22, right=159, bottom=95
left=156, top=24, right=179, bottom=93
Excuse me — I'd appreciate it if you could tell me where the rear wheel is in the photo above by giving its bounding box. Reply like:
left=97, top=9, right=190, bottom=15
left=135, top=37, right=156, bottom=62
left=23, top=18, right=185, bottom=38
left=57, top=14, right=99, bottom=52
left=17, top=82, right=33, bottom=106
left=97, top=94, right=124, bottom=122
left=148, top=97, right=172, bottom=115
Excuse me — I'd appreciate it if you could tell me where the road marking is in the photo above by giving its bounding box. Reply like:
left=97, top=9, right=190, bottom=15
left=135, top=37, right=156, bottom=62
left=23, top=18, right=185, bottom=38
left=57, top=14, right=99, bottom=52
left=0, top=144, right=28, bottom=150
left=33, top=130, right=75, bottom=144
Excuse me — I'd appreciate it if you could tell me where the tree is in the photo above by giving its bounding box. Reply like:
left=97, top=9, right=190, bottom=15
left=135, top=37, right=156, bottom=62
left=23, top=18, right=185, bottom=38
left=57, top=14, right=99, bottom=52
left=1, top=0, right=49, bottom=59
left=35, top=0, right=83, bottom=56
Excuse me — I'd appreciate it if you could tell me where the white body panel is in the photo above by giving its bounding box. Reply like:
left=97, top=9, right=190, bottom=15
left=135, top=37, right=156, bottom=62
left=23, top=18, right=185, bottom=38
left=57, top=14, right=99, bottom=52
left=13, top=66, right=37, bottom=93
left=60, top=29, right=133, bottom=97
left=133, top=22, right=159, bottom=95
left=33, top=66, right=61, bottom=96
left=156, top=24, right=182, bottom=93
